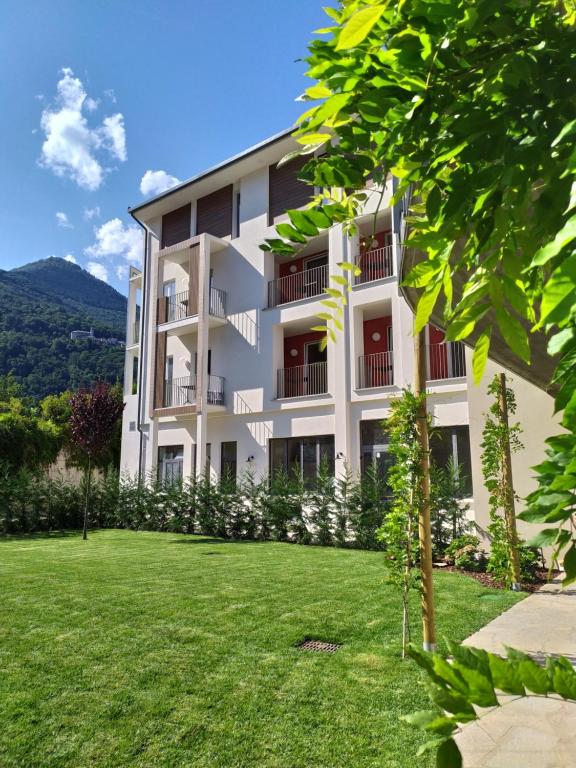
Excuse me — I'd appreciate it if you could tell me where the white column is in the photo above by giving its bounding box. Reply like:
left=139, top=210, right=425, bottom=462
left=195, top=235, right=211, bottom=478
left=329, top=224, right=352, bottom=476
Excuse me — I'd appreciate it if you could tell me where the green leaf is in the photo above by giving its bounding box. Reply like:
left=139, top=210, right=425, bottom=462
left=336, top=5, right=385, bottom=50
left=547, top=328, right=574, bottom=356
left=472, top=328, right=491, bottom=385
left=295, top=133, right=332, bottom=147
left=495, top=308, right=530, bottom=362
left=539, top=253, right=576, bottom=326
left=488, top=653, right=525, bottom=695
left=436, top=737, right=462, bottom=768
left=528, top=528, right=562, bottom=547
left=530, top=214, right=576, bottom=267
left=288, top=210, right=320, bottom=237
left=415, top=281, right=442, bottom=334
left=403, top=261, right=442, bottom=289
left=563, top=543, right=576, bottom=585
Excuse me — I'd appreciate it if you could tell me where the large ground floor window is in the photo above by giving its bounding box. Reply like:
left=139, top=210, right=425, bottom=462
left=360, top=420, right=473, bottom=496
left=430, top=425, right=473, bottom=496
left=221, top=441, right=237, bottom=484
left=158, top=445, right=183, bottom=484
left=269, top=435, right=334, bottom=485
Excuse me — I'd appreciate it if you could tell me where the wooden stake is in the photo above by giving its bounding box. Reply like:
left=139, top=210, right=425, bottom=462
left=498, top=372, right=522, bottom=591
left=414, top=324, right=436, bottom=651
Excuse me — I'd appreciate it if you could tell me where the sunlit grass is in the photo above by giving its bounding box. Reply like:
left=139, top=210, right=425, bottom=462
left=0, top=530, right=523, bottom=767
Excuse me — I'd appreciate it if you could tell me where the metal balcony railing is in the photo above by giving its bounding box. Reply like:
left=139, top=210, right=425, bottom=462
left=268, top=262, right=329, bottom=307
left=355, top=245, right=394, bottom=284
left=163, top=373, right=225, bottom=408
left=358, top=351, right=394, bottom=388
left=427, top=342, right=466, bottom=380
left=164, top=286, right=227, bottom=323
left=276, top=361, right=328, bottom=398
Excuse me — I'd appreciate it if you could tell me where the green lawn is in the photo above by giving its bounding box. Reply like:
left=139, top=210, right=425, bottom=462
left=0, top=530, right=523, bottom=768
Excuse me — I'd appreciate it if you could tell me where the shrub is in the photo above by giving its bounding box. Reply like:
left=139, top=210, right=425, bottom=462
left=444, top=535, right=486, bottom=572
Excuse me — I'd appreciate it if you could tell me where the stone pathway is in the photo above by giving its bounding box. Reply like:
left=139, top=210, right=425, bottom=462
left=455, top=581, right=576, bottom=767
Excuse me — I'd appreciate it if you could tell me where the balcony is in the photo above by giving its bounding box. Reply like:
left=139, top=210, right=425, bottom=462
left=163, top=373, right=225, bottom=408
left=130, top=320, right=140, bottom=345
left=276, top=362, right=328, bottom=399
left=355, top=245, right=394, bottom=285
left=427, top=342, right=466, bottom=380
left=165, top=286, right=226, bottom=323
left=268, top=263, right=329, bottom=308
left=358, top=351, right=394, bottom=389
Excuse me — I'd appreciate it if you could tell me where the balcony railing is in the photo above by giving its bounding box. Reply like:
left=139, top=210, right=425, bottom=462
left=268, top=262, right=329, bottom=307
left=427, top=342, right=466, bottom=380
left=358, top=351, right=394, bottom=388
left=164, top=286, right=227, bottom=323
left=131, top=320, right=140, bottom=345
left=276, top=361, right=328, bottom=399
left=163, top=373, right=225, bottom=408
left=355, top=245, right=394, bottom=284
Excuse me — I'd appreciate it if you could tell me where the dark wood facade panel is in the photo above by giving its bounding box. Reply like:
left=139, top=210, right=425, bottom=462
left=196, top=185, right=233, bottom=238
left=161, top=203, right=191, bottom=249
left=154, top=330, right=167, bottom=409
left=268, top=156, right=312, bottom=225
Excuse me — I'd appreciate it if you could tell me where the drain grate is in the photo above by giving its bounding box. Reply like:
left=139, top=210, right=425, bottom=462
left=297, top=639, right=342, bottom=653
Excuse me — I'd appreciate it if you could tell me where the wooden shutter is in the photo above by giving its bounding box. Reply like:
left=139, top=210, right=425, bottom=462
left=188, top=245, right=200, bottom=316
left=161, top=204, right=191, bottom=248
left=196, top=185, right=233, bottom=238
left=154, top=331, right=167, bottom=408
left=268, top=156, right=312, bottom=225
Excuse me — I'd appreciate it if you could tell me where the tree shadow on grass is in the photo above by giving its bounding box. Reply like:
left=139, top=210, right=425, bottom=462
left=0, top=529, right=103, bottom=543
left=169, top=536, right=268, bottom=546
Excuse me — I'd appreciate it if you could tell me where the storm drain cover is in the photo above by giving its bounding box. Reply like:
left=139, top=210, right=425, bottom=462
left=297, top=639, right=342, bottom=653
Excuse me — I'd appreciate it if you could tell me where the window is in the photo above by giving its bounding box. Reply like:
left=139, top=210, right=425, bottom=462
left=221, top=441, right=237, bottom=483
left=269, top=435, right=334, bottom=485
left=360, top=420, right=393, bottom=483
left=158, top=446, right=183, bottom=484
left=131, top=354, right=139, bottom=395
left=164, top=356, right=174, bottom=407
left=163, top=280, right=176, bottom=298
left=430, top=426, right=473, bottom=496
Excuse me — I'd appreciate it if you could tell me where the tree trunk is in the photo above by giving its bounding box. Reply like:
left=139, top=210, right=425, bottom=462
left=414, top=324, right=436, bottom=651
left=82, top=456, right=91, bottom=541
left=498, top=373, right=522, bottom=590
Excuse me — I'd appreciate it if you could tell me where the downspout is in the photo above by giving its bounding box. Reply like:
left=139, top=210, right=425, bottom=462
left=129, top=209, right=149, bottom=482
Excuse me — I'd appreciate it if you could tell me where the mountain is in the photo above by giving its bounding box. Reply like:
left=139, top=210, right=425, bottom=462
left=0, top=257, right=128, bottom=400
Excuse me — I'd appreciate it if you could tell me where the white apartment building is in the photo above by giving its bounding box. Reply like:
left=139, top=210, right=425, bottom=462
left=121, top=129, right=556, bottom=537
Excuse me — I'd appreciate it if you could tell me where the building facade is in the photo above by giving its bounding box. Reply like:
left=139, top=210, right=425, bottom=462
left=121, top=130, right=556, bottom=534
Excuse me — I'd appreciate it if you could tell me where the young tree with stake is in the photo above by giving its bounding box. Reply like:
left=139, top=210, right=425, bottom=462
left=69, top=382, right=124, bottom=540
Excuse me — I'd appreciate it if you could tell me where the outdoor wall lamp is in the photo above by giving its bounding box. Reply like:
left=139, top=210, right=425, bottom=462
left=336, top=452, right=345, bottom=460
left=247, top=455, right=255, bottom=462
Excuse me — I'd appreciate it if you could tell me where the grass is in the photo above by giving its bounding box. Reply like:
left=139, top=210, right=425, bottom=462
left=0, top=530, right=524, bottom=768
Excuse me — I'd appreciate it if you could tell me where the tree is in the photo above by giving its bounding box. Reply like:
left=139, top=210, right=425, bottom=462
left=377, top=391, right=427, bottom=657
left=260, top=4, right=576, bottom=762
left=69, top=382, right=124, bottom=540
left=261, top=0, right=576, bottom=585
left=481, top=374, right=523, bottom=588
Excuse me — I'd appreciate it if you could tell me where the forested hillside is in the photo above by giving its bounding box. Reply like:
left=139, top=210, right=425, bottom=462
left=0, top=258, right=127, bottom=399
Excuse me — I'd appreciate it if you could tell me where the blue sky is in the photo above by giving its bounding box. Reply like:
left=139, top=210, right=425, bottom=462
left=0, top=0, right=329, bottom=293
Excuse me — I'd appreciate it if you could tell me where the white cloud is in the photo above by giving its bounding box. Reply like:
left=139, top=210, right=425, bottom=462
left=85, top=217, right=142, bottom=264
left=56, top=211, right=72, bottom=228
left=115, top=264, right=128, bottom=281
left=140, top=169, right=180, bottom=197
left=99, top=114, right=126, bottom=161
left=64, top=254, right=77, bottom=264
left=87, top=261, right=109, bottom=282
left=104, top=89, right=116, bottom=103
left=39, top=67, right=127, bottom=190
left=83, top=206, right=101, bottom=221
